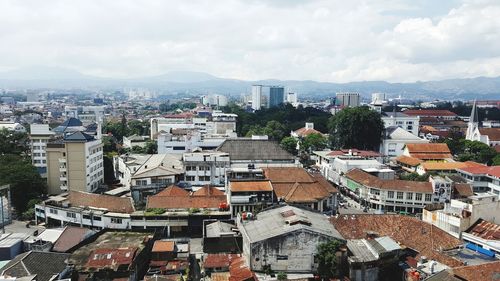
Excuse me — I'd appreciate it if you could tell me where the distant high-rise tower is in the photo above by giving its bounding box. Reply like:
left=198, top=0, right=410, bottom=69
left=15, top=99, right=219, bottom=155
left=251, top=85, right=263, bottom=110
left=287, top=92, right=298, bottom=104
left=251, top=85, right=284, bottom=110
left=336, top=92, right=360, bottom=107
left=268, top=86, right=285, bottom=108
left=466, top=100, right=479, bottom=141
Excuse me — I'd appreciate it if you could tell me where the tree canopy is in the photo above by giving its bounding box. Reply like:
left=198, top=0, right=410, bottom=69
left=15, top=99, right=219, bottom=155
left=328, top=106, right=384, bottom=151
left=316, top=240, right=343, bottom=279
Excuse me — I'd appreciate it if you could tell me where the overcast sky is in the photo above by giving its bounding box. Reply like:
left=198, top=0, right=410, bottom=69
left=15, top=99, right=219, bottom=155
left=1, top=0, right=500, bottom=82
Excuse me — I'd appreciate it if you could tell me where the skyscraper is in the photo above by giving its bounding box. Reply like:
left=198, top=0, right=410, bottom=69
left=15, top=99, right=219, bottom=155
left=269, top=86, right=285, bottom=108
left=251, top=85, right=284, bottom=110
left=336, top=92, right=360, bottom=107
left=251, top=85, right=262, bottom=110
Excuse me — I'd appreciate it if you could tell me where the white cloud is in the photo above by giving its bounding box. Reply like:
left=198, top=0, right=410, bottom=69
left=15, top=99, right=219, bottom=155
left=0, top=0, right=499, bottom=82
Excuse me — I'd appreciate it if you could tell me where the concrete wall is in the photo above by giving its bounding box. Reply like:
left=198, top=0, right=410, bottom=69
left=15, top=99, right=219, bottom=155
left=46, top=147, right=64, bottom=195
left=66, top=142, right=87, bottom=193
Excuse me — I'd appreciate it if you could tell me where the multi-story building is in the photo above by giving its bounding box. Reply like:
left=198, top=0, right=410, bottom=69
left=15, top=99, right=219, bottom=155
left=381, top=112, right=420, bottom=136
left=251, top=85, right=284, bottom=110
left=201, top=94, right=228, bottom=107
left=286, top=92, right=297, bottom=104
left=423, top=193, right=500, bottom=238
left=380, top=126, right=428, bottom=158
left=0, top=122, right=26, bottom=133
left=64, top=105, right=105, bottom=126
left=336, top=92, right=360, bottom=107
left=156, top=130, right=227, bottom=154
left=183, top=151, right=230, bottom=187
left=29, top=124, right=55, bottom=173
left=345, top=169, right=435, bottom=213
left=456, top=165, right=500, bottom=197
left=46, top=131, right=104, bottom=194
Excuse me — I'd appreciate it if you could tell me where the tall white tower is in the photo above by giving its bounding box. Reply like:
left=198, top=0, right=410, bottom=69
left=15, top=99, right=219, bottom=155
left=466, top=100, right=479, bottom=141
left=251, top=85, right=262, bottom=110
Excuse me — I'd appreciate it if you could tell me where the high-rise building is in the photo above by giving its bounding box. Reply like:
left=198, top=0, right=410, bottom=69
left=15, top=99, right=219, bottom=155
left=336, top=92, right=360, bottom=107
left=30, top=124, right=55, bottom=173
left=251, top=85, right=284, bottom=110
left=287, top=92, right=298, bottom=104
left=46, top=131, right=104, bottom=195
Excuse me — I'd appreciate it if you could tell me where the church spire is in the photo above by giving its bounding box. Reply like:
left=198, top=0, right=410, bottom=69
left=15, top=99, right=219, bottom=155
left=466, top=100, right=479, bottom=141
left=470, top=99, right=479, bottom=123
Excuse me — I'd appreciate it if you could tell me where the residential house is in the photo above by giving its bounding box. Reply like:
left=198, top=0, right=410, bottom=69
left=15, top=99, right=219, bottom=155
left=380, top=126, right=428, bottom=158
left=203, top=220, right=242, bottom=253
left=238, top=205, right=345, bottom=273
left=456, top=165, right=500, bottom=196
left=0, top=251, right=70, bottom=281
left=402, top=109, right=458, bottom=121
left=183, top=151, right=230, bottom=187
left=462, top=219, right=500, bottom=259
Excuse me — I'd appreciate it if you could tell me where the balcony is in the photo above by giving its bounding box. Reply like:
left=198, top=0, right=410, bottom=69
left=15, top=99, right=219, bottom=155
left=60, top=176, right=67, bottom=182
left=60, top=185, right=68, bottom=191
left=58, top=158, right=66, bottom=163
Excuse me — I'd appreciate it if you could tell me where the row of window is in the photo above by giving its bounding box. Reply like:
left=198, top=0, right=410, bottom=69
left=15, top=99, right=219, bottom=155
left=370, top=189, right=432, bottom=201
left=51, top=209, right=123, bottom=224
left=185, top=176, right=211, bottom=182
left=186, top=166, right=211, bottom=171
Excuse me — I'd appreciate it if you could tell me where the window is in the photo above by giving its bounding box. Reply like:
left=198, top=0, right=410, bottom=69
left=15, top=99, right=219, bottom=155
left=370, top=188, right=380, bottom=195
left=93, top=216, right=102, bottom=221
left=415, top=193, right=422, bottom=201
left=199, top=176, right=211, bottom=181
left=200, top=166, right=211, bottom=171
left=186, top=166, right=196, bottom=171
left=186, top=176, right=195, bottom=181
left=66, top=212, right=76, bottom=218
left=388, top=191, right=394, bottom=198
left=425, top=194, right=432, bottom=202
left=397, top=192, right=403, bottom=200
left=83, top=214, right=91, bottom=220
left=406, top=193, right=413, bottom=200
left=111, top=218, right=122, bottom=224
left=49, top=209, right=58, bottom=214
left=276, top=255, right=288, bottom=260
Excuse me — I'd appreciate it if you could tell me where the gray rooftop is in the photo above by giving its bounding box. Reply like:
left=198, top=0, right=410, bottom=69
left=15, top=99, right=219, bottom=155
left=239, top=206, right=344, bottom=243
left=0, top=251, right=70, bottom=281
left=206, top=221, right=237, bottom=238
left=347, top=239, right=378, bottom=263
left=217, top=139, right=294, bottom=161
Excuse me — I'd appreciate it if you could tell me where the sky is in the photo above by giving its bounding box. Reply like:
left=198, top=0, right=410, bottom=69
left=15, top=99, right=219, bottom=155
left=1, top=0, right=500, bottom=83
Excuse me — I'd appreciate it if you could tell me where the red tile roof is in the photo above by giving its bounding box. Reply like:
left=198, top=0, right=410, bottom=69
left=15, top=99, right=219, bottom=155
left=330, top=214, right=463, bottom=267
left=193, top=185, right=225, bottom=196
left=346, top=169, right=433, bottom=193
left=204, top=254, right=239, bottom=269
left=458, top=165, right=500, bottom=178
left=451, top=260, right=500, bottom=281
left=403, top=109, right=457, bottom=117
left=52, top=226, right=94, bottom=253
left=453, top=183, right=473, bottom=198
left=229, top=257, right=256, bottom=281
left=405, top=143, right=452, bottom=160
left=466, top=219, right=500, bottom=240
left=86, top=248, right=137, bottom=269
left=152, top=241, right=175, bottom=252
left=156, top=185, right=189, bottom=197
left=147, top=195, right=227, bottom=209
left=68, top=191, right=135, bottom=213
left=421, top=161, right=484, bottom=171
left=395, top=155, right=422, bottom=167
left=230, top=181, right=273, bottom=192
left=293, top=127, right=322, bottom=137
left=479, top=128, right=500, bottom=141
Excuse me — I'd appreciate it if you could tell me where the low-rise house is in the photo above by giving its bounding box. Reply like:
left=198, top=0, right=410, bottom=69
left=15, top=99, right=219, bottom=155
left=52, top=226, right=97, bottom=253
left=35, top=191, right=134, bottom=229
left=0, top=122, right=26, bottom=133
left=416, top=161, right=484, bottom=175
left=291, top=122, right=323, bottom=138
left=0, top=251, right=70, bottom=281
left=380, top=126, right=428, bottom=158
left=402, top=109, right=458, bottom=121
left=345, top=169, right=435, bottom=213
left=264, top=167, right=339, bottom=213
left=330, top=214, right=464, bottom=269
left=227, top=180, right=274, bottom=217
left=203, top=220, right=242, bottom=253
left=238, top=205, right=345, bottom=273
left=402, top=143, right=452, bottom=161
left=123, top=134, right=150, bottom=148
left=456, top=165, right=500, bottom=197
left=203, top=253, right=240, bottom=274
left=462, top=219, right=500, bottom=259
left=422, top=193, right=500, bottom=238
left=68, top=230, right=155, bottom=281
left=424, top=260, right=500, bottom=281
left=216, top=137, right=297, bottom=168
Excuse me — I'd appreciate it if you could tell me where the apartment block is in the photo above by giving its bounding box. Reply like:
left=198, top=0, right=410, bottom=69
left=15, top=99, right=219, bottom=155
left=29, top=124, right=55, bottom=173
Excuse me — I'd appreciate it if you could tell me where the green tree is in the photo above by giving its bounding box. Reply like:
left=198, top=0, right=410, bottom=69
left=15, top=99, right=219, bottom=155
left=0, top=129, right=29, bottom=156
left=316, top=240, right=343, bottom=279
left=302, top=133, right=328, bottom=152
left=280, top=137, right=298, bottom=155
left=456, top=140, right=497, bottom=164
left=0, top=155, right=46, bottom=215
left=144, top=140, right=158, bottom=154
left=263, top=121, right=287, bottom=141
left=328, top=106, right=384, bottom=151
left=277, top=272, right=287, bottom=281
left=492, top=154, right=500, bottom=166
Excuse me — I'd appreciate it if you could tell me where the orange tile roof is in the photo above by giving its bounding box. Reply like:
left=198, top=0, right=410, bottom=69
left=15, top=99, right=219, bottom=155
left=230, top=181, right=273, bottom=192
left=453, top=183, right=473, bottom=198
left=152, top=241, right=175, bottom=252
left=330, top=214, right=463, bottom=268
left=293, top=127, right=322, bottom=137
left=396, top=155, right=422, bottom=167
left=479, top=128, right=500, bottom=141
left=421, top=161, right=484, bottom=171
left=264, top=167, right=314, bottom=183
left=466, top=219, right=500, bottom=240
left=458, top=165, right=500, bottom=178
left=156, top=185, right=190, bottom=197
left=405, top=143, right=451, bottom=153
left=68, top=191, right=135, bottom=213
left=193, top=185, right=225, bottom=196
left=229, top=257, right=255, bottom=281
left=403, top=109, right=457, bottom=117
left=451, top=260, right=500, bottom=281
left=346, top=169, right=433, bottom=193
left=204, top=254, right=239, bottom=269
left=146, top=195, right=227, bottom=209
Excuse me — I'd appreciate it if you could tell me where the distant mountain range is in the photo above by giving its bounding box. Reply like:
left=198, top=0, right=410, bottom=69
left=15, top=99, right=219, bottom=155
left=1, top=66, right=500, bottom=100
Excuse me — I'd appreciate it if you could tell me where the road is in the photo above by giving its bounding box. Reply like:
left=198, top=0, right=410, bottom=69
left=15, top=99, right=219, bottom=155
left=337, top=194, right=378, bottom=215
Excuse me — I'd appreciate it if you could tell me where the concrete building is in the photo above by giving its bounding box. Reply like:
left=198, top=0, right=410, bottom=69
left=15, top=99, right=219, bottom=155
left=157, top=130, right=227, bottom=154
left=237, top=205, right=345, bottom=273
left=251, top=85, right=284, bottom=110
left=227, top=179, right=274, bottom=217
left=381, top=112, right=420, bottom=136
left=286, top=92, right=298, bottom=104
left=380, top=126, right=429, bottom=158
left=123, top=135, right=150, bottom=149
left=183, top=151, right=230, bottom=187
left=46, top=131, right=104, bottom=194
left=0, top=122, right=26, bottom=133
left=64, top=105, right=105, bottom=126
left=202, top=94, right=228, bottom=107
left=345, top=169, right=435, bottom=213
left=462, top=219, right=500, bottom=259
left=423, top=193, right=500, bottom=238
left=29, top=124, right=55, bottom=172
left=336, top=92, right=360, bottom=107
left=456, top=165, right=500, bottom=197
